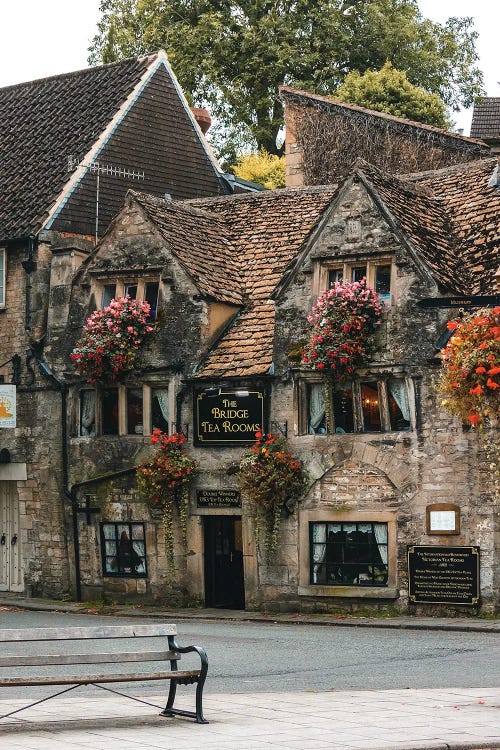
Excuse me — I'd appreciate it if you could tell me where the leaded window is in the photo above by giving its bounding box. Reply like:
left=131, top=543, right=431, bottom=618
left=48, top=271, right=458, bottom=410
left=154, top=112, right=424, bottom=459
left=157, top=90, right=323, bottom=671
left=310, top=521, right=388, bottom=586
left=101, top=522, right=147, bottom=577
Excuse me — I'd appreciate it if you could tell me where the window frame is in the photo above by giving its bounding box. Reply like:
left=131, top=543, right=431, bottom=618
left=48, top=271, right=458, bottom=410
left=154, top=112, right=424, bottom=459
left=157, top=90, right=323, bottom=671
left=77, top=381, right=175, bottom=438
left=0, top=247, right=6, bottom=308
left=316, top=257, right=395, bottom=305
left=97, top=277, right=160, bottom=321
left=299, top=509, right=397, bottom=598
left=100, top=521, right=147, bottom=578
left=298, top=374, right=415, bottom=435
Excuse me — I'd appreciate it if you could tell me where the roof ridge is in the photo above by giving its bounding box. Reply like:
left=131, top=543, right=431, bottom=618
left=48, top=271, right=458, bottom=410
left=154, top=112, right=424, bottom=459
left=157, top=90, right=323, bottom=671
left=131, top=190, right=222, bottom=222
left=186, top=184, right=338, bottom=206
left=279, top=85, right=487, bottom=147
left=0, top=52, right=159, bottom=92
left=404, top=156, right=498, bottom=182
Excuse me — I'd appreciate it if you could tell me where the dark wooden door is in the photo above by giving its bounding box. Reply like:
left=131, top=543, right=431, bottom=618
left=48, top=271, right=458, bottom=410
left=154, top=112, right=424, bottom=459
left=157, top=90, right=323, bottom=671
left=204, top=516, right=245, bottom=609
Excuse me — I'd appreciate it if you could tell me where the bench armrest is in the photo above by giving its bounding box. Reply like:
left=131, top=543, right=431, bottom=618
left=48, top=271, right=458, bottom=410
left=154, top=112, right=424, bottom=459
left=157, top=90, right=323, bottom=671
left=168, top=637, right=208, bottom=678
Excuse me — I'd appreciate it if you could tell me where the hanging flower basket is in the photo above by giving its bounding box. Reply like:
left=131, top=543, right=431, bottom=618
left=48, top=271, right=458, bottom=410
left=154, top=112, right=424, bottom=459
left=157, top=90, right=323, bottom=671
left=302, top=278, right=382, bottom=379
left=239, top=431, right=307, bottom=563
left=71, top=295, right=154, bottom=383
left=438, top=307, right=500, bottom=427
left=137, top=430, right=198, bottom=571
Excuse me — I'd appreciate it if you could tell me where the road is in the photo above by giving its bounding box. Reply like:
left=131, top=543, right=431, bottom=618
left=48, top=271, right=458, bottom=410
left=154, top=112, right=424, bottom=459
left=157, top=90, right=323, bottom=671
left=0, top=609, right=499, bottom=697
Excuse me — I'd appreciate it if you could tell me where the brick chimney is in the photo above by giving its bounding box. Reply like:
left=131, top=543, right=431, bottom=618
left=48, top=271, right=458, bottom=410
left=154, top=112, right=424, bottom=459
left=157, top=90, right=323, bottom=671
left=191, top=107, right=212, bottom=135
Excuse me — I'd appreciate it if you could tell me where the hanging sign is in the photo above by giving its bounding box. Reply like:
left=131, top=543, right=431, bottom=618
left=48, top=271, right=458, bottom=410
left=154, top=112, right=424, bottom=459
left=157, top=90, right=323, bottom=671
left=0, top=385, right=16, bottom=428
left=194, top=389, right=267, bottom=446
left=408, top=546, right=479, bottom=605
left=417, top=294, right=500, bottom=309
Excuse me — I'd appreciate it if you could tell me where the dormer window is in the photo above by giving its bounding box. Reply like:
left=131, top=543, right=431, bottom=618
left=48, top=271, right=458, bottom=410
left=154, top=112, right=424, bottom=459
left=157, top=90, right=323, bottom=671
left=98, top=279, right=159, bottom=321
left=320, top=258, right=394, bottom=305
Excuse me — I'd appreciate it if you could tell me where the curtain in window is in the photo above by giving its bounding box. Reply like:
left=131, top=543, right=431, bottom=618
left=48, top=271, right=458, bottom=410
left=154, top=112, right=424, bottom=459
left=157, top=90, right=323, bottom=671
left=312, top=524, right=327, bottom=583
left=373, top=523, right=388, bottom=565
left=388, top=379, right=410, bottom=421
left=80, top=390, right=96, bottom=436
left=309, top=384, right=326, bottom=434
left=154, top=389, right=169, bottom=422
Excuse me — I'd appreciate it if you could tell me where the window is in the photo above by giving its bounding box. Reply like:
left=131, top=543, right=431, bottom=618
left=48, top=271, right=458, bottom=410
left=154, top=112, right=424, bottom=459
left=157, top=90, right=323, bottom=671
left=310, top=521, right=388, bottom=586
left=321, top=258, right=393, bottom=304
left=0, top=248, right=5, bottom=307
left=101, top=522, right=147, bottom=577
left=304, top=376, right=413, bottom=434
left=98, top=279, right=160, bottom=321
left=79, top=383, right=172, bottom=437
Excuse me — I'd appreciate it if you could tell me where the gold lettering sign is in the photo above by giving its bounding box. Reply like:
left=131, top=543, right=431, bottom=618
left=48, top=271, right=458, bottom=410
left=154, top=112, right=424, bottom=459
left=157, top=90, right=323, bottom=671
left=194, top=389, right=267, bottom=446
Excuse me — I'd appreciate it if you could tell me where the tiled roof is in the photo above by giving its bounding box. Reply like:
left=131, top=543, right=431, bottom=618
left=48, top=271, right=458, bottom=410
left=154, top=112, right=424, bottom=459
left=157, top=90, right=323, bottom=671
left=0, top=55, right=156, bottom=239
left=470, top=99, right=500, bottom=140
left=131, top=192, right=243, bottom=305
left=407, top=158, right=500, bottom=294
left=187, top=187, right=339, bottom=377
left=356, top=161, right=461, bottom=292
left=280, top=86, right=488, bottom=151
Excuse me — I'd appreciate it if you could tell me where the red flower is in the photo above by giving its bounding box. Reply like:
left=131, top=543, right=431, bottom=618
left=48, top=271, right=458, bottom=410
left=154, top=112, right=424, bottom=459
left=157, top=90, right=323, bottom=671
left=468, top=413, right=481, bottom=426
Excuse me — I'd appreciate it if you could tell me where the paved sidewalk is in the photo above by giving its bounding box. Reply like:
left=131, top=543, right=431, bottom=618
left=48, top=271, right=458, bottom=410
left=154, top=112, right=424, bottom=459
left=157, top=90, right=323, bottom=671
left=0, top=687, right=498, bottom=749
left=1, top=593, right=499, bottom=633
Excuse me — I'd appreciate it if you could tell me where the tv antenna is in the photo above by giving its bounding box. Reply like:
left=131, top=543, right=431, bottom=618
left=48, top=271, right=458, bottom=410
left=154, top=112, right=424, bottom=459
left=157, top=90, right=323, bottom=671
left=67, top=156, right=145, bottom=244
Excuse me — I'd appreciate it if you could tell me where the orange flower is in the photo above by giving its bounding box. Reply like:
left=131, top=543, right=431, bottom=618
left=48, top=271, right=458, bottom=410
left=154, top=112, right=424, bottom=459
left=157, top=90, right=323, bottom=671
left=487, top=366, right=500, bottom=376
left=468, top=413, right=481, bottom=426
left=469, top=384, right=483, bottom=396
left=446, top=320, right=459, bottom=331
left=475, top=366, right=486, bottom=374
left=486, top=378, right=499, bottom=390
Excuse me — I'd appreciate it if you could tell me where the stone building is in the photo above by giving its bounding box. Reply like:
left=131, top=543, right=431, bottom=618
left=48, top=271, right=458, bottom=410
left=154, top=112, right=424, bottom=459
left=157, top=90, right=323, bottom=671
left=0, top=51, right=236, bottom=595
left=43, top=155, right=499, bottom=614
left=280, top=86, right=491, bottom=187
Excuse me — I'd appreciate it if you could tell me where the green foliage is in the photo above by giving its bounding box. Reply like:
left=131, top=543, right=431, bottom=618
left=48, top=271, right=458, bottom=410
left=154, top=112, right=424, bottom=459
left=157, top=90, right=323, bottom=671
left=335, top=62, right=451, bottom=128
left=232, top=149, right=285, bottom=189
left=89, top=1, right=483, bottom=155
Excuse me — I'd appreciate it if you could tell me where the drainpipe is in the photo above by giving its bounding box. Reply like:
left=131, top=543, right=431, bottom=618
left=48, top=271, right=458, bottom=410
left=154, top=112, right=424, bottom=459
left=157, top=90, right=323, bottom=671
left=21, top=235, right=37, bottom=331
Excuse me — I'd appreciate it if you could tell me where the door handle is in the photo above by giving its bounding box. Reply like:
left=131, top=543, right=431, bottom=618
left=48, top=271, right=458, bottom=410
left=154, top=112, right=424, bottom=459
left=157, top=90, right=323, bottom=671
left=11, top=534, right=17, bottom=546
left=230, top=552, right=233, bottom=563
left=0, top=534, right=5, bottom=545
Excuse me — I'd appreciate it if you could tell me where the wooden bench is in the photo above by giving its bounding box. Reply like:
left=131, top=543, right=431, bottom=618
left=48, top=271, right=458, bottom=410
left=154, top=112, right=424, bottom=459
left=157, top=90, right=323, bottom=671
left=0, top=623, right=209, bottom=724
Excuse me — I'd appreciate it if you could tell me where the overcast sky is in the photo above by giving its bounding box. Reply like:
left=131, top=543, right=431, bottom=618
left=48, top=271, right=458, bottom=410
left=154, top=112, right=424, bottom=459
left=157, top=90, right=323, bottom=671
left=0, top=0, right=498, bottom=134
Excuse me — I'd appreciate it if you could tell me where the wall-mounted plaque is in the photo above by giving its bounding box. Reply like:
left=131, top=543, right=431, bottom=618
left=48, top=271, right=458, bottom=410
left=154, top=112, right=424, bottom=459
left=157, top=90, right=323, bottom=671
left=408, top=545, right=479, bottom=606
left=197, top=489, right=241, bottom=508
left=0, top=385, right=16, bottom=428
left=426, top=503, right=460, bottom=535
left=194, top=389, right=268, bottom=446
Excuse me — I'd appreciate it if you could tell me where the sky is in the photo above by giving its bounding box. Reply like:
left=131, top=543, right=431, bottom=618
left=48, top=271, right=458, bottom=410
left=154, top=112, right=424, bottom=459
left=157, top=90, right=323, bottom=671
left=0, top=0, right=499, bottom=135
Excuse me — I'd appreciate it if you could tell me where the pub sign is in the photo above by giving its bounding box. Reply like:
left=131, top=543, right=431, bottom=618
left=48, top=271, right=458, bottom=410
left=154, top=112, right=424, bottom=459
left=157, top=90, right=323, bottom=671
left=194, top=389, right=267, bottom=446
left=408, top=545, right=480, bottom=606
left=0, top=385, right=16, bottom=428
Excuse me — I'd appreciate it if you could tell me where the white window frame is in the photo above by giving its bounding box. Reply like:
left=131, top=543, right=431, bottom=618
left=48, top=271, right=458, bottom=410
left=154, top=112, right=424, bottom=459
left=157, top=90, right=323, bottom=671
left=0, top=248, right=6, bottom=308
left=299, top=509, right=398, bottom=598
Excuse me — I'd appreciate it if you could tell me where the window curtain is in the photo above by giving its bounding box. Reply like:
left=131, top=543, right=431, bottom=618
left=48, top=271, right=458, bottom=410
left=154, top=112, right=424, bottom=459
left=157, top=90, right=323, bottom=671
left=312, top=524, right=327, bottom=583
left=80, top=390, right=96, bottom=436
left=388, top=379, right=410, bottom=421
left=373, top=524, right=388, bottom=565
left=154, top=389, right=169, bottom=422
left=309, top=384, right=326, bottom=434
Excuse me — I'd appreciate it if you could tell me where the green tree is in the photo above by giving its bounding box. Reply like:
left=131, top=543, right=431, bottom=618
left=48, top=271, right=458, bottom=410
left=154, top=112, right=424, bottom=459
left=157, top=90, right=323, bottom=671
left=89, top=1, right=483, bottom=155
left=232, top=149, right=285, bottom=189
left=335, top=62, right=451, bottom=128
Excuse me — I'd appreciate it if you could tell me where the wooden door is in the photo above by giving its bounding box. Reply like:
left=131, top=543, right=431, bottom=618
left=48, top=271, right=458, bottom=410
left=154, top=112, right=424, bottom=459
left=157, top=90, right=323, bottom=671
left=204, top=516, right=245, bottom=609
left=0, top=482, right=23, bottom=592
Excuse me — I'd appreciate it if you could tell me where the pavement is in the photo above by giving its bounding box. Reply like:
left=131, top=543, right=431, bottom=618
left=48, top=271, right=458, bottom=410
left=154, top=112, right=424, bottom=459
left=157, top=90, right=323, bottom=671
left=0, top=594, right=499, bottom=749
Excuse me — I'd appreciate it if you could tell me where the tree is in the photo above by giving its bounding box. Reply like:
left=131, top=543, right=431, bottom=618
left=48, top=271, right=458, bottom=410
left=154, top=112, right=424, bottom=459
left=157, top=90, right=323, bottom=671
left=89, top=1, right=483, bottom=155
left=232, top=149, right=285, bottom=189
left=335, top=62, right=451, bottom=128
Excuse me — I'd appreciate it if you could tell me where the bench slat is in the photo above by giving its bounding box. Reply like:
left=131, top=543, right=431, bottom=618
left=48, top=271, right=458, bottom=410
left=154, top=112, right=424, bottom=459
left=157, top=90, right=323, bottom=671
left=0, top=669, right=201, bottom=687
left=0, top=625, right=177, bottom=642
left=0, top=650, right=179, bottom=668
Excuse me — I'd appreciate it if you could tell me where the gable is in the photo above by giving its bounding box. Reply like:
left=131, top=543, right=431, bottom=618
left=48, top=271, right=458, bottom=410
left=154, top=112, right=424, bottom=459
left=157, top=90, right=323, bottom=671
left=0, top=55, right=153, bottom=240
left=48, top=62, right=225, bottom=239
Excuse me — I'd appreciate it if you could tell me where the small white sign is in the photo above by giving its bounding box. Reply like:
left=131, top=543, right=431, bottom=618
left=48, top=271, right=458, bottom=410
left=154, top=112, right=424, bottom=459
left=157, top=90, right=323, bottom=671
left=429, top=510, right=456, bottom=532
left=0, top=385, right=16, bottom=428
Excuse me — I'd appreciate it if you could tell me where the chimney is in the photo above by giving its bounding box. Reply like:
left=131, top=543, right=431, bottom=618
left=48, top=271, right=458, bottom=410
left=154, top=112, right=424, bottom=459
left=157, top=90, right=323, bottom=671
left=191, top=107, right=212, bottom=135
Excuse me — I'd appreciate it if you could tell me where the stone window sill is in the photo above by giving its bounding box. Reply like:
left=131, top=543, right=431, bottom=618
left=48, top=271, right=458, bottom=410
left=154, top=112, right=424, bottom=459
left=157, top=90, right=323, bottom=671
left=298, top=585, right=398, bottom=599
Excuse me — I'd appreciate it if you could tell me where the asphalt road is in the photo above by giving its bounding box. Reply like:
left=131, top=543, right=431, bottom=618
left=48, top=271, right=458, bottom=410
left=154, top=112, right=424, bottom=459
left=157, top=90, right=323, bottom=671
left=0, top=609, right=499, bottom=699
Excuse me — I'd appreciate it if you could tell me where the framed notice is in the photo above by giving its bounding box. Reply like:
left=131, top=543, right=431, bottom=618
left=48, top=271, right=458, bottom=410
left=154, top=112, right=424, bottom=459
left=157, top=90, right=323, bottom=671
left=426, top=503, right=460, bottom=535
left=194, top=388, right=268, bottom=446
left=408, top=545, right=480, bottom=606
left=0, top=385, right=16, bottom=428
left=197, top=489, right=241, bottom=508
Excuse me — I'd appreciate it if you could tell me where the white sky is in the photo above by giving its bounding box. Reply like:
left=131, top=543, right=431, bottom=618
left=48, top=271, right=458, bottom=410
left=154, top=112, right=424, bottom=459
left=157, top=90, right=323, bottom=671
left=0, top=0, right=498, bottom=134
